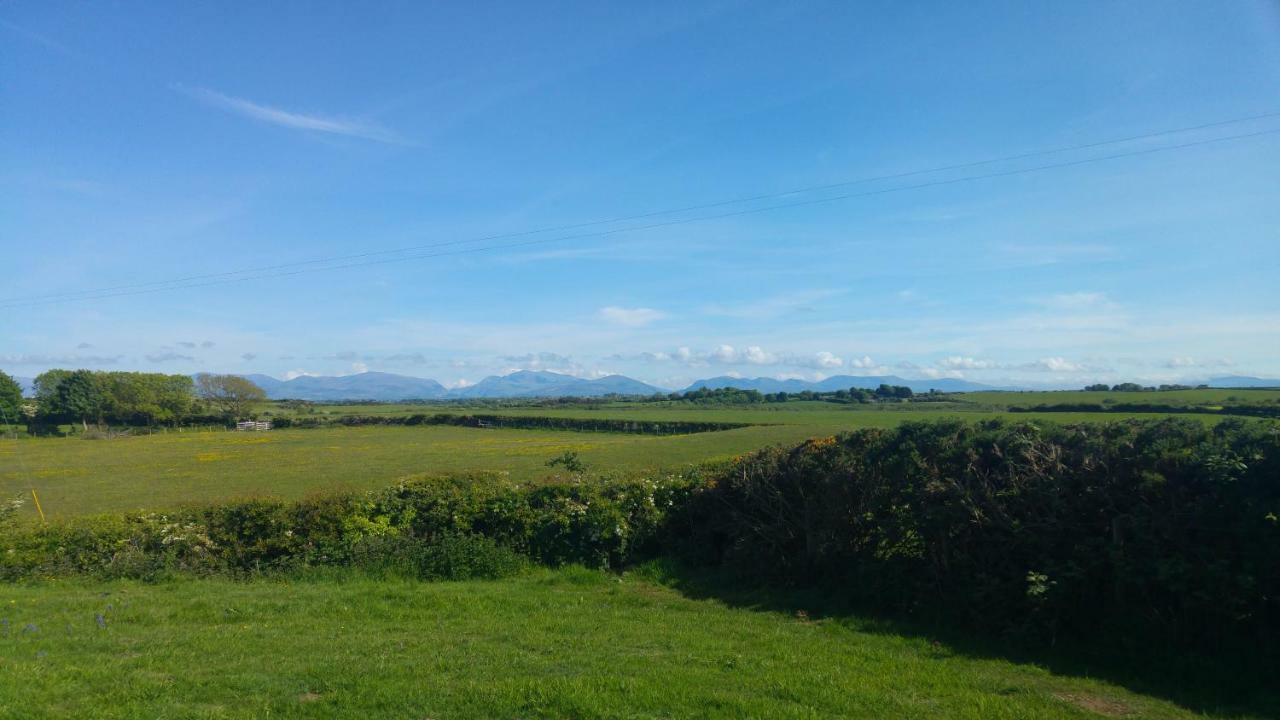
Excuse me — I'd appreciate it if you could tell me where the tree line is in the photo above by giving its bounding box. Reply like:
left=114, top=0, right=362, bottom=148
left=274, top=412, right=751, bottom=434
left=0, top=369, right=266, bottom=430
left=1083, top=382, right=1209, bottom=392
left=653, top=384, right=922, bottom=405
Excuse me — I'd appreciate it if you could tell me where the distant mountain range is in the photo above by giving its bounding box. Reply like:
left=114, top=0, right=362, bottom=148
left=1206, top=376, right=1280, bottom=388
left=237, top=372, right=1277, bottom=400
left=459, top=371, right=662, bottom=399
left=683, top=374, right=995, bottom=394
left=6, top=370, right=1276, bottom=402
left=243, top=372, right=446, bottom=401
left=238, top=370, right=664, bottom=401
left=230, top=370, right=991, bottom=401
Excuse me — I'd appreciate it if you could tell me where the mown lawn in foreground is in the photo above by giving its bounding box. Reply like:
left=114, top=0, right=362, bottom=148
left=0, top=567, right=1256, bottom=720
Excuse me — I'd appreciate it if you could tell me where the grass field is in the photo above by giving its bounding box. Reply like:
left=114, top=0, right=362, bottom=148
left=0, top=424, right=788, bottom=518
left=960, top=388, right=1280, bottom=408
left=3, top=397, right=1276, bottom=719
left=1, top=565, right=1260, bottom=720
left=299, top=388, right=1280, bottom=417
left=0, top=403, right=1243, bottom=519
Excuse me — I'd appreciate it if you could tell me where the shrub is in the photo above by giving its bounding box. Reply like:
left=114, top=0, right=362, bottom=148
left=202, top=499, right=300, bottom=571
left=360, top=472, right=704, bottom=569
left=677, top=418, right=1280, bottom=651
left=0, top=494, right=24, bottom=527
left=349, top=533, right=526, bottom=580
left=0, top=471, right=704, bottom=580
left=0, top=512, right=221, bottom=580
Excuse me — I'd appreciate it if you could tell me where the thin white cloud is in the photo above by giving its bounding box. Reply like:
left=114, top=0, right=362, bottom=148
left=609, top=346, right=865, bottom=371
left=997, top=243, right=1117, bottom=266
left=145, top=352, right=195, bottom=363
left=502, top=352, right=574, bottom=365
left=598, top=306, right=666, bottom=327
left=928, top=355, right=1106, bottom=374
left=0, top=353, right=123, bottom=365
left=178, top=86, right=405, bottom=144
left=0, top=19, right=76, bottom=56
left=498, top=351, right=604, bottom=378
left=1163, top=357, right=1233, bottom=369
left=939, top=356, right=999, bottom=370
left=918, top=367, right=965, bottom=379
left=701, top=289, right=844, bottom=320
left=1021, top=357, right=1086, bottom=373
left=1037, top=292, right=1118, bottom=311
left=385, top=353, right=430, bottom=365
left=812, top=351, right=843, bottom=369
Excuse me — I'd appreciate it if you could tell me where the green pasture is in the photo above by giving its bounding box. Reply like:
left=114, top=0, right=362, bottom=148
left=1, top=566, right=1257, bottom=720
left=0, top=424, right=770, bottom=519
left=0, top=404, right=1240, bottom=519
left=959, top=387, right=1280, bottom=408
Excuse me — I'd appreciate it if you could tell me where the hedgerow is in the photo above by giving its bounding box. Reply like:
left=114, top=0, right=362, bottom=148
left=3, top=417, right=1276, bottom=653
left=272, top=412, right=752, bottom=434
left=0, top=471, right=705, bottom=581
left=1009, top=402, right=1280, bottom=418
left=677, top=417, right=1280, bottom=651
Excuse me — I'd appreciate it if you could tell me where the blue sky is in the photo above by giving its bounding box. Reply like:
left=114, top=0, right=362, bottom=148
left=2, top=1, right=1278, bottom=389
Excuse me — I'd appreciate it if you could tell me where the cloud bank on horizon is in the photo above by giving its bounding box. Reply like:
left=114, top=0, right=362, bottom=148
left=2, top=3, right=1277, bottom=388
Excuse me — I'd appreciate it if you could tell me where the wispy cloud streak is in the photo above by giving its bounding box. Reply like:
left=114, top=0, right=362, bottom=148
left=0, top=19, right=77, bottom=56
left=177, top=85, right=405, bottom=144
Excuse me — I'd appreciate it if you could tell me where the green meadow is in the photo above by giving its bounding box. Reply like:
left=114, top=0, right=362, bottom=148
left=960, top=387, right=1280, bottom=408
left=0, top=399, right=1234, bottom=519
left=1, top=566, right=1262, bottom=720
left=3, top=395, right=1277, bottom=719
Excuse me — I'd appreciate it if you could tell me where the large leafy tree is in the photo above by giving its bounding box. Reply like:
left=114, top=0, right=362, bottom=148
left=32, top=369, right=198, bottom=427
left=33, top=369, right=71, bottom=412
left=50, top=369, right=104, bottom=430
left=98, top=372, right=195, bottom=426
left=0, top=371, right=22, bottom=426
left=195, top=374, right=265, bottom=420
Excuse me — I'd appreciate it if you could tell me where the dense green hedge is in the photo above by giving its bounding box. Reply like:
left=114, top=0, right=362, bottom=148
left=273, top=412, right=752, bottom=434
left=678, top=418, right=1280, bottom=651
left=0, top=472, right=704, bottom=581
left=4, top=417, right=1276, bottom=653
left=1009, top=402, right=1280, bottom=418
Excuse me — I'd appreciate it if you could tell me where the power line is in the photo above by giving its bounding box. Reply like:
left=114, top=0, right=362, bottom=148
left=3, top=120, right=1279, bottom=310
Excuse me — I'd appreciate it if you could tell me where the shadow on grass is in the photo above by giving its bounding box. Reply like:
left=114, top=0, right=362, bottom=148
left=631, top=558, right=1280, bottom=719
